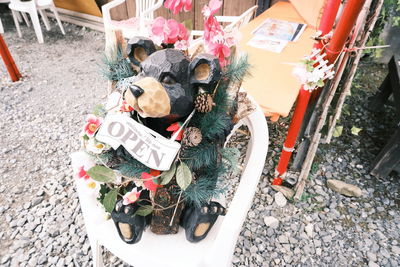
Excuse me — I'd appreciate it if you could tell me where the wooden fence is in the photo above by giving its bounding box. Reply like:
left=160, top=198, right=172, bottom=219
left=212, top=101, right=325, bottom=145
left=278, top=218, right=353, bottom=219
left=106, top=0, right=281, bottom=30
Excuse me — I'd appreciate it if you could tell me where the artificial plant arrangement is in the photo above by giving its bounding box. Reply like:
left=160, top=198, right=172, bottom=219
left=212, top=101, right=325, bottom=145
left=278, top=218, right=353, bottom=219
left=71, top=0, right=256, bottom=244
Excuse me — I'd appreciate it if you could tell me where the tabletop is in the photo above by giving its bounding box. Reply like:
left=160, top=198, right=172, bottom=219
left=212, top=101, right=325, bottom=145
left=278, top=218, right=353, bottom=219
left=239, top=2, right=317, bottom=121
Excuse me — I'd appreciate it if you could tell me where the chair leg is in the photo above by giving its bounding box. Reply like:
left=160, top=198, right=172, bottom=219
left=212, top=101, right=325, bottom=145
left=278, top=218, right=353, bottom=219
left=88, top=237, right=104, bottom=267
left=15, top=11, right=23, bottom=23
left=0, top=18, right=3, bottom=34
left=28, top=10, right=44, bottom=43
left=38, top=9, right=51, bottom=31
left=50, top=5, right=65, bottom=35
left=11, top=10, right=22, bottom=38
left=21, top=12, right=31, bottom=27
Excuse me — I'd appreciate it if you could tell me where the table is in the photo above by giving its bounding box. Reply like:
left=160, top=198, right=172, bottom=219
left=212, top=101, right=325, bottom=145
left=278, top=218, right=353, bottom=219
left=239, top=2, right=317, bottom=121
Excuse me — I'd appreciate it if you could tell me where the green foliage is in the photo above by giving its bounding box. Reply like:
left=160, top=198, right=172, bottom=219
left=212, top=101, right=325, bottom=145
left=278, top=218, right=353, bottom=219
left=97, top=184, right=110, bottom=205
left=183, top=166, right=226, bottom=208
left=100, top=44, right=135, bottom=81
left=176, top=162, right=192, bottom=190
left=87, top=166, right=116, bottom=183
left=92, top=104, right=107, bottom=117
left=103, top=188, right=119, bottom=213
left=224, top=54, right=251, bottom=84
left=116, top=150, right=149, bottom=177
left=367, top=0, right=400, bottom=57
left=135, top=205, right=153, bottom=216
left=221, top=147, right=240, bottom=172
left=181, top=142, right=218, bottom=171
left=332, top=125, right=343, bottom=138
left=160, top=162, right=176, bottom=185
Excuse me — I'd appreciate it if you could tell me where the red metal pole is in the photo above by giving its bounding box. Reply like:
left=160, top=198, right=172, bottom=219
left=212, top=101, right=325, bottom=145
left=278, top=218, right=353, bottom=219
left=0, top=34, right=22, bottom=82
left=273, top=0, right=365, bottom=184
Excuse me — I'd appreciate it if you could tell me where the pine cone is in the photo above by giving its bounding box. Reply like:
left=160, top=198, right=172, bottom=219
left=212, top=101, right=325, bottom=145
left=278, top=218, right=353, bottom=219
left=182, top=127, right=202, bottom=147
left=194, top=93, right=215, bottom=113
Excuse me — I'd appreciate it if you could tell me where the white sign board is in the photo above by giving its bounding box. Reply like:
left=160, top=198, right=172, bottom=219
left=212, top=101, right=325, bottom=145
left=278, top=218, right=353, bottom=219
left=96, top=114, right=181, bottom=171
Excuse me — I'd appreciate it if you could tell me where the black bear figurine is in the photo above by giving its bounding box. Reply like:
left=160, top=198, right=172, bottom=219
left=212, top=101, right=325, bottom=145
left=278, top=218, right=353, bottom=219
left=180, top=202, right=226, bottom=243
left=111, top=187, right=151, bottom=244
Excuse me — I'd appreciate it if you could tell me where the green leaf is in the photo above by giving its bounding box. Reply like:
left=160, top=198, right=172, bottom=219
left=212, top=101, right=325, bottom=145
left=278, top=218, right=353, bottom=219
left=316, top=79, right=324, bottom=87
left=176, top=162, right=192, bottom=190
left=160, top=163, right=176, bottom=185
left=103, top=188, right=118, bottom=213
left=135, top=205, right=153, bottom=216
left=342, top=104, right=351, bottom=116
left=332, top=126, right=343, bottom=138
left=92, top=104, right=106, bottom=117
left=87, top=165, right=116, bottom=183
left=351, top=126, right=362, bottom=135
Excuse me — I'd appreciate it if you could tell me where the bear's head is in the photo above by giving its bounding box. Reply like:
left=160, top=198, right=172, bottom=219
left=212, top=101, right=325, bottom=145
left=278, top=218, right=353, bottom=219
left=122, top=37, right=221, bottom=133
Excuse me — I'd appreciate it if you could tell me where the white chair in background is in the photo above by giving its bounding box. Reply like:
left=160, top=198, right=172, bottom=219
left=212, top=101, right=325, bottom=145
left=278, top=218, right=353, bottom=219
left=9, top=0, right=65, bottom=43
left=72, top=97, right=269, bottom=267
left=191, top=5, right=258, bottom=38
left=102, top=0, right=163, bottom=39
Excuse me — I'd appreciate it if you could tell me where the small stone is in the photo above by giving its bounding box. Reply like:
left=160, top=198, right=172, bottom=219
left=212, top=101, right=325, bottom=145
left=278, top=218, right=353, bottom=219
left=326, top=179, right=362, bottom=197
left=37, top=255, right=47, bottom=265
left=305, top=224, right=314, bottom=238
left=271, top=185, right=294, bottom=199
left=369, top=261, right=379, bottom=267
left=274, top=192, right=287, bottom=207
left=263, top=216, right=279, bottom=229
left=392, top=246, right=400, bottom=255
left=367, top=252, right=377, bottom=262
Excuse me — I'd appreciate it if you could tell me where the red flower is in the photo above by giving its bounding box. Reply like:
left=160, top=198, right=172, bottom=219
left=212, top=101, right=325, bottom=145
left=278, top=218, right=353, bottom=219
left=76, top=166, right=90, bottom=180
left=166, top=122, right=183, bottom=141
left=141, top=170, right=161, bottom=192
left=164, top=0, right=192, bottom=15
left=120, top=100, right=134, bottom=112
left=83, top=114, right=102, bottom=137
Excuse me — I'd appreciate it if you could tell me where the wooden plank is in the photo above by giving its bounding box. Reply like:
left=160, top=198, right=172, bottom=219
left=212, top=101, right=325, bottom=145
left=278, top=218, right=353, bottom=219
left=126, top=0, right=136, bottom=17
left=155, top=5, right=172, bottom=20
left=105, top=0, right=129, bottom=20
left=44, top=10, right=105, bottom=32
left=222, top=0, right=256, bottom=25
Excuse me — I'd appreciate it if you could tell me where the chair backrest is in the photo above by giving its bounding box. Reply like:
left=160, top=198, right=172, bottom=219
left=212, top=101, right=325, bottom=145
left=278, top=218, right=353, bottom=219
left=135, top=0, right=157, bottom=19
left=9, top=0, right=35, bottom=9
left=225, top=5, right=258, bottom=32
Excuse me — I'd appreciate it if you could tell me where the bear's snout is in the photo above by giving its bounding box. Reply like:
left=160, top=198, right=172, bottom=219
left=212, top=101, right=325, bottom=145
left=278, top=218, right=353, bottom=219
left=124, top=77, right=171, bottom=118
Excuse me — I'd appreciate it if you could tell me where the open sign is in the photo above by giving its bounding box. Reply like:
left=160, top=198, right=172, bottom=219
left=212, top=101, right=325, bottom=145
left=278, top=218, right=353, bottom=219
left=96, top=114, right=181, bottom=171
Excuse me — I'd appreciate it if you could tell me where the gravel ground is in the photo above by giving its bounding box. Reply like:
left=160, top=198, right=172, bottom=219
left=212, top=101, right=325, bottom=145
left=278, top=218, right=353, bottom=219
left=1, top=9, right=399, bottom=267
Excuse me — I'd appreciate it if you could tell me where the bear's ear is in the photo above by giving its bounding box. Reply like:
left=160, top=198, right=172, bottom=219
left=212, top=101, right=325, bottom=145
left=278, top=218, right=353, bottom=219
left=189, top=54, right=222, bottom=89
left=126, top=37, right=156, bottom=66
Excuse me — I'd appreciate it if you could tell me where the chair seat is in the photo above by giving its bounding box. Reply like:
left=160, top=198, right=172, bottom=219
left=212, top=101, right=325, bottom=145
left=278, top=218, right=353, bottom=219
left=76, top=178, right=226, bottom=267
left=36, top=0, right=52, bottom=7
left=108, top=17, right=152, bottom=38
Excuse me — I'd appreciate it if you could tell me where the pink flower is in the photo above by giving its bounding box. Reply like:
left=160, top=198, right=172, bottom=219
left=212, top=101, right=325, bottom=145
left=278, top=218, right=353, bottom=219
left=141, top=170, right=161, bottom=192
left=174, top=40, right=188, bottom=50
left=203, top=16, right=223, bottom=44
left=76, top=166, right=90, bottom=180
left=84, top=114, right=102, bottom=137
left=151, top=17, right=189, bottom=45
left=208, top=41, right=231, bottom=68
left=202, top=0, right=222, bottom=18
left=122, top=188, right=141, bottom=205
left=164, top=0, right=192, bottom=15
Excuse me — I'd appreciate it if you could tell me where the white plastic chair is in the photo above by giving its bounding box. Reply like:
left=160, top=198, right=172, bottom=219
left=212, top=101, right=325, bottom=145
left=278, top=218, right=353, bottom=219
left=9, top=0, right=65, bottom=44
left=0, top=17, right=3, bottom=34
left=191, top=5, right=258, bottom=38
left=71, top=96, right=269, bottom=267
left=102, top=0, right=163, bottom=39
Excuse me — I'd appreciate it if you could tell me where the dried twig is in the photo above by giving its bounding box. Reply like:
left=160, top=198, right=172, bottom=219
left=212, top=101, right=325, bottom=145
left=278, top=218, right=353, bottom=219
left=324, top=0, right=385, bottom=143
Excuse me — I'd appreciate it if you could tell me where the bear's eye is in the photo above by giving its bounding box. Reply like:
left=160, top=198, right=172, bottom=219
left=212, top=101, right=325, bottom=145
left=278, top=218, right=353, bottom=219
left=161, top=75, right=176, bottom=85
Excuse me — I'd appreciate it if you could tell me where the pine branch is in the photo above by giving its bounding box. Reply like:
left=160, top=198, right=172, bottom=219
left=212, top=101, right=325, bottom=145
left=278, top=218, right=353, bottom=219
left=99, top=44, right=135, bottom=81
left=223, top=55, right=251, bottom=84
